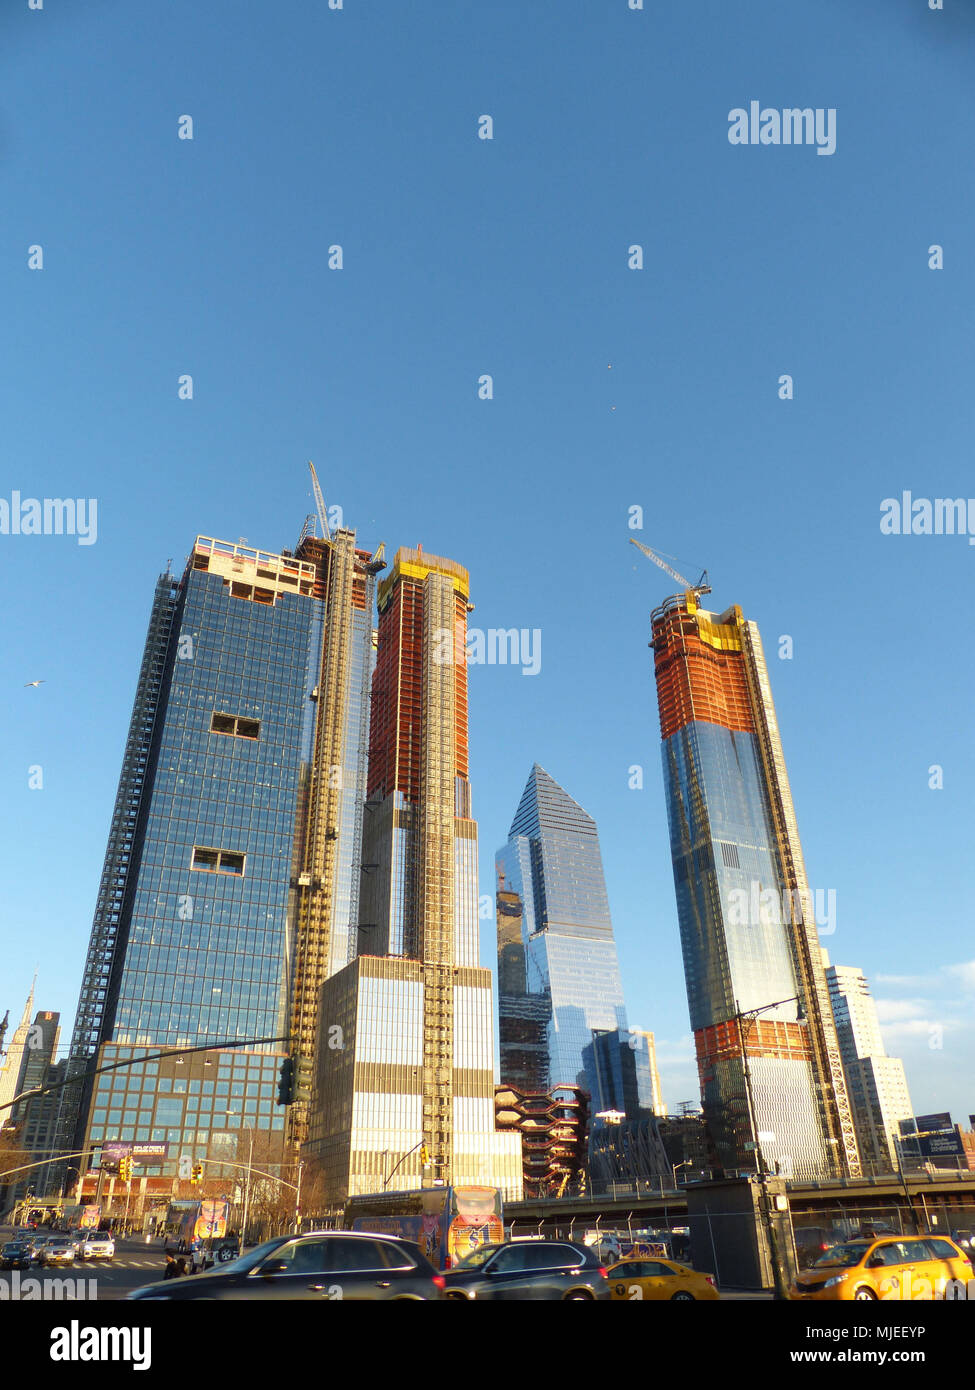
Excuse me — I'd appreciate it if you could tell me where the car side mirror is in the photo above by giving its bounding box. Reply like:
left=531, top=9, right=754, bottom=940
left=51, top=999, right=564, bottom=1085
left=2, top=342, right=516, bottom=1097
left=258, top=1260, right=290, bottom=1276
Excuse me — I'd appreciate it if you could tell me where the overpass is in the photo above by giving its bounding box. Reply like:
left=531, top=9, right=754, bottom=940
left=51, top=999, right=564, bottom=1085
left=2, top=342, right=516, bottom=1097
left=506, top=1171, right=975, bottom=1239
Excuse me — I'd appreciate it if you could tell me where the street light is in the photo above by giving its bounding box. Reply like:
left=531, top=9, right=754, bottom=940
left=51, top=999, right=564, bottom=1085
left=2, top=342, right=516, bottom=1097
left=672, top=1159, right=693, bottom=1188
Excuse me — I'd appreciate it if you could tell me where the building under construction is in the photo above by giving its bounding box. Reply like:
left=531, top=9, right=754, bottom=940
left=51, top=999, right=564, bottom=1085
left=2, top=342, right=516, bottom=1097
left=649, top=583, right=860, bottom=1181
left=305, top=547, right=522, bottom=1202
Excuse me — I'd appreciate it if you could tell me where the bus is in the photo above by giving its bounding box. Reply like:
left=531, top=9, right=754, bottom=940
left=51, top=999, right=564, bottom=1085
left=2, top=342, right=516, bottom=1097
left=345, top=1185, right=504, bottom=1269
left=173, top=1199, right=230, bottom=1251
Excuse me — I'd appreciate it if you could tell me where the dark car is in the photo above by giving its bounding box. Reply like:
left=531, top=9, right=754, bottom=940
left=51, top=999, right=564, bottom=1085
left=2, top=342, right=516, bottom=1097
left=128, top=1231, right=444, bottom=1301
left=1, top=1241, right=32, bottom=1271
left=794, top=1227, right=838, bottom=1270
left=441, top=1240, right=611, bottom=1300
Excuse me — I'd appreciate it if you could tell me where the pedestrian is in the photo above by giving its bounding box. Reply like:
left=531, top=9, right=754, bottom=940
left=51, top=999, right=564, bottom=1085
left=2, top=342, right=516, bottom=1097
left=163, top=1253, right=179, bottom=1280
left=175, top=1257, right=187, bottom=1277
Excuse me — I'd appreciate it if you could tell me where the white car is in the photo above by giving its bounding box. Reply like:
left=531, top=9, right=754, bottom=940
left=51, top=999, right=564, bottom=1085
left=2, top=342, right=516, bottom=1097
left=79, top=1233, right=115, bottom=1261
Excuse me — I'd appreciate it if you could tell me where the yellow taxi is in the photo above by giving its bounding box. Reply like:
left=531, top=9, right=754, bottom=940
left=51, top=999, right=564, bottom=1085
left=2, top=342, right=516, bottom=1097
left=790, top=1234, right=972, bottom=1301
left=606, top=1256, right=719, bottom=1301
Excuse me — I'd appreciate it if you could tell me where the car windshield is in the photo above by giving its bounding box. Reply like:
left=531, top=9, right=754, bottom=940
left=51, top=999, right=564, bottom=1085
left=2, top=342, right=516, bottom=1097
left=450, top=1244, right=504, bottom=1270
left=812, top=1243, right=867, bottom=1268
left=207, top=1237, right=286, bottom=1275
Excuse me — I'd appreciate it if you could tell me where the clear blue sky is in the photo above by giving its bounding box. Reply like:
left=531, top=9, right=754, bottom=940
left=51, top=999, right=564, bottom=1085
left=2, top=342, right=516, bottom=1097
left=3, top=0, right=973, bottom=1126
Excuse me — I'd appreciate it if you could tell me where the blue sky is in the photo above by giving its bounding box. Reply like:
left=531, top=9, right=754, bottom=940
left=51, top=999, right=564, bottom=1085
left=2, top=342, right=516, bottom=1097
left=3, top=0, right=974, bottom=1128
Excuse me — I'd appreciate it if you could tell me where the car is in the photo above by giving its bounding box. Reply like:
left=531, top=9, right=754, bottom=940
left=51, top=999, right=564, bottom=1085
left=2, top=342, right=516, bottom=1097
left=441, top=1240, right=611, bottom=1301
left=950, top=1229, right=973, bottom=1252
left=36, top=1236, right=78, bottom=1267
left=0, top=1241, right=33, bottom=1271
left=78, top=1233, right=115, bottom=1261
left=27, top=1233, right=55, bottom=1261
left=128, top=1231, right=444, bottom=1301
left=606, top=1256, right=719, bottom=1301
left=790, top=1234, right=973, bottom=1301
left=794, top=1226, right=840, bottom=1269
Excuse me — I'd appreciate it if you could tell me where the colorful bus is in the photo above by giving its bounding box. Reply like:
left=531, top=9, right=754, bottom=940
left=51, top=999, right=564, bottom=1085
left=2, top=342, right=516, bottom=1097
left=345, top=1186, right=504, bottom=1269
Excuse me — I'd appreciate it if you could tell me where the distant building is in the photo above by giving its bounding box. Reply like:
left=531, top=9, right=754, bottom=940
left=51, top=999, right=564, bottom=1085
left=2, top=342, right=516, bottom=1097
left=584, top=1029, right=671, bottom=1189
left=496, top=765, right=627, bottom=1098
left=824, top=955, right=914, bottom=1175
left=0, top=980, right=38, bottom=1114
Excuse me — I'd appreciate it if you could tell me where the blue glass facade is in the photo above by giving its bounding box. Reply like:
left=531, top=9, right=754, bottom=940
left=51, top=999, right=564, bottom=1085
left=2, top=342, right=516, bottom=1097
left=80, top=549, right=323, bottom=1178
left=497, top=766, right=627, bottom=1100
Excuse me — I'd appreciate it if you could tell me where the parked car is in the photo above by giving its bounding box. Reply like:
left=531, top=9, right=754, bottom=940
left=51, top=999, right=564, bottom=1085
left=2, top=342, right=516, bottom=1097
left=790, top=1234, right=972, bottom=1301
left=78, top=1232, right=115, bottom=1261
left=36, top=1236, right=78, bottom=1267
left=128, top=1231, right=444, bottom=1301
left=950, top=1229, right=973, bottom=1252
left=606, top=1256, right=719, bottom=1301
left=0, top=1240, right=33, bottom=1271
left=441, top=1240, right=611, bottom=1300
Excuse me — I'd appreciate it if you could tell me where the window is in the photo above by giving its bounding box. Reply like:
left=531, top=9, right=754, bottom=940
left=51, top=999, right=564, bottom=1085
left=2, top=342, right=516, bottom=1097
left=192, top=846, right=246, bottom=876
left=210, top=713, right=260, bottom=740
left=926, top=1239, right=961, bottom=1261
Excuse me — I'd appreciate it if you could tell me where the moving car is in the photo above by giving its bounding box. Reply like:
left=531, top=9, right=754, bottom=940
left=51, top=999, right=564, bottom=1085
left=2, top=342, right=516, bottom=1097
left=790, top=1234, right=972, bottom=1301
left=0, top=1240, right=32, bottom=1271
left=606, top=1256, right=719, bottom=1301
left=78, top=1232, right=115, bottom=1261
left=128, top=1231, right=443, bottom=1301
left=441, top=1240, right=611, bottom=1300
left=36, top=1236, right=78, bottom=1267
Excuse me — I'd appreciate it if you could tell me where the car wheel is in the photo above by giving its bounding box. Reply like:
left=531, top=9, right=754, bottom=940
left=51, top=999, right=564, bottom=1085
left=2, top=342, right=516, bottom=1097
left=853, top=1287, right=877, bottom=1301
left=671, top=1291, right=695, bottom=1301
left=444, top=1291, right=469, bottom=1301
left=563, top=1290, right=595, bottom=1300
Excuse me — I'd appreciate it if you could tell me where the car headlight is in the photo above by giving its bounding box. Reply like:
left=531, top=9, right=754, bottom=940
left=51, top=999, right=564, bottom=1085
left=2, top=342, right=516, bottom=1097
left=823, top=1275, right=847, bottom=1288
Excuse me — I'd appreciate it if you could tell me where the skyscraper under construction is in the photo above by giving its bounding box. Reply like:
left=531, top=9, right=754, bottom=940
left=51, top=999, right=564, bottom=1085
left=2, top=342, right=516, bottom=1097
left=649, top=584, right=860, bottom=1180
left=55, top=519, right=380, bottom=1209
left=307, top=547, right=522, bottom=1201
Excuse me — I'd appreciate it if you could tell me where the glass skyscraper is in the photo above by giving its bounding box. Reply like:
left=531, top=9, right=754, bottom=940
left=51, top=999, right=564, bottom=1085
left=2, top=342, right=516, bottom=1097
left=56, top=525, right=379, bottom=1210
left=496, top=765, right=628, bottom=1100
left=649, top=589, right=860, bottom=1180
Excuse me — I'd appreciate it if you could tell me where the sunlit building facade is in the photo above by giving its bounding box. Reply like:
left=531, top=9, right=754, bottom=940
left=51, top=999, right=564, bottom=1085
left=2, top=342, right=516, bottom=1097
left=309, top=548, right=522, bottom=1201
left=57, top=525, right=379, bottom=1200
left=650, top=590, right=860, bottom=1180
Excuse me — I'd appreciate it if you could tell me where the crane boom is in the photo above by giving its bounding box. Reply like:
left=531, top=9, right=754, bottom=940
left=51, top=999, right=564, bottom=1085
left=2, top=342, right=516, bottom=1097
left=308, top=460, right=331, bottom=542
left=629, top=538, right=710, bottom=596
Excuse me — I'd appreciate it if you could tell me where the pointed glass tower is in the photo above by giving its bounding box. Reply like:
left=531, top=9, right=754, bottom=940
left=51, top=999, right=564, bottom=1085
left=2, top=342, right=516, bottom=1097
left=496, top=766, right=628, bottom=1095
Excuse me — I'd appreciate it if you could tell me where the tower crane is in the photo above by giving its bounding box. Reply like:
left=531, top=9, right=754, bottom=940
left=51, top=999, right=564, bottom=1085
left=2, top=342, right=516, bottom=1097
left=629, top=538, right=710, bottom=598
left=308, top=460, right=331, bottom=542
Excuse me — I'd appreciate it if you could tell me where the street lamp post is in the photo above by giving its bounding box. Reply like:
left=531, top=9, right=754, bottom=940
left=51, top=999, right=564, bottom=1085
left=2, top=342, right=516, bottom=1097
left=733, top=995, right=794, bottom=1301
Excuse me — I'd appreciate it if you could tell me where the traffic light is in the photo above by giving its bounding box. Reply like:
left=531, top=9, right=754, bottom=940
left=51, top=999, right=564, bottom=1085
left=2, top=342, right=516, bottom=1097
left=294, top=1056, right=314, bottom=1105
left=118, top=1156, right=132, bottom=1182
left=276, top=1057, right=295, bottom=1106
left=191, top=1163, right=203, bottom=1186
left=420, top=1146, right=430, bottom=1167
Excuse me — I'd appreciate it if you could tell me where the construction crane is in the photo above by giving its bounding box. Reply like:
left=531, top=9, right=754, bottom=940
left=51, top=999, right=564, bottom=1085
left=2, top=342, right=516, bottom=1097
left=629, top=538, right=710, bottom=598
left=308, top=460, right=331, bottom=542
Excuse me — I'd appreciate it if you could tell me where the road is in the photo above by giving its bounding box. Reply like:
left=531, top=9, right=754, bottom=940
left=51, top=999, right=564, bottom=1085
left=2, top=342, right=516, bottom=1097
left=0, top=1231, right=217, bottom=1301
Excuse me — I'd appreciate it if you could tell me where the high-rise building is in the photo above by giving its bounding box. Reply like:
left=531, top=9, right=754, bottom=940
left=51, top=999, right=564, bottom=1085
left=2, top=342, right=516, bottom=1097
left=307, top=547, right=522, bottom=1201
left=0, top=979, right=38, bottom=1114
left=496, top=765, right=627, bottom=1098
left=649, top=588, right=859, bottom=1180
left=1, top=1010, right=62, bottom=1208
left=824, top=955, right=913, bottom=1175
left=55, top=524, right=379, bottom=1204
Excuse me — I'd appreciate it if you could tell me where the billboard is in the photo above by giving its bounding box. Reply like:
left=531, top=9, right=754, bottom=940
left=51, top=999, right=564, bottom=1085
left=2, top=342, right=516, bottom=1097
left=915, top=1113, right=953, bottom=1134
left=98, top=1141, right=169, bottom=1172
left=919, top=1131, right=964, bottom=1158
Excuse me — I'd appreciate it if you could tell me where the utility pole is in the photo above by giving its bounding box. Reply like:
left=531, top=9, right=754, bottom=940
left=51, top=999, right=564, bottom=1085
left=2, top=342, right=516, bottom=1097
left=735, top=996, right=791, bottom=1301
